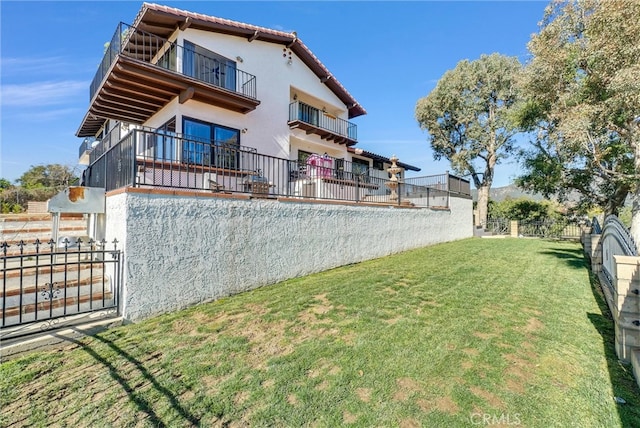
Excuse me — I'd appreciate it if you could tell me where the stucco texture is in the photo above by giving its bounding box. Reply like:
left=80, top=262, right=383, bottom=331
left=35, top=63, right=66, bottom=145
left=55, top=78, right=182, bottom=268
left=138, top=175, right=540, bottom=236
left=106, top=191, right=472, bottom=321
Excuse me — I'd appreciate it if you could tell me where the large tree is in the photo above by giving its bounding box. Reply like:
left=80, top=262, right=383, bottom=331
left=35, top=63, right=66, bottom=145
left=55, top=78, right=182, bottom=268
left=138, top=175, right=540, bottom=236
left=415, top=53, right=522, bottom=226
left=517, top=0, right=640, bottom=243
left=17, top=164, right=78, bottom=190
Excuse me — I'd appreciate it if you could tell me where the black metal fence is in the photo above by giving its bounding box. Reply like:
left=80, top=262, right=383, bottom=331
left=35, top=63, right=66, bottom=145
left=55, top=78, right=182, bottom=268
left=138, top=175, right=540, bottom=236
left=1, top=239, right=121, bottom=333
left=83, top=128, right=471, bottom=207
left=482, top=218, right=511, bottom=235
left=518, top=220, right=583, bottom=239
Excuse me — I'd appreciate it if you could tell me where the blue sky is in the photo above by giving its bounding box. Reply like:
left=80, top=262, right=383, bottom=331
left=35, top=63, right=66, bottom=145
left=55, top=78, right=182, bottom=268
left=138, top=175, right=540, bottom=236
left=0, top=1, right=547, bottom=187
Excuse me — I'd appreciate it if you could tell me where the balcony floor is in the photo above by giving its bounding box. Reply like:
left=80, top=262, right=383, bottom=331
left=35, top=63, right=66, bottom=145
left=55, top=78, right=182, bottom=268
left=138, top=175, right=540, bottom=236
left=78, top=56, right=260, bottom=137
left=287, top=120, right=357, bottom=146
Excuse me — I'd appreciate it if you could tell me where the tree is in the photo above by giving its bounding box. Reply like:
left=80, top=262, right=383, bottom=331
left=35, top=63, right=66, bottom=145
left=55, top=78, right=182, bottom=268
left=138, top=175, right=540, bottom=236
left=516, top=0, right=640, bottom=243
left=0, top=178, right=12, bottom=189
left=488, top=197, right=563, bottom=222
left=17, top=164, right=79, bottom=190
left=415, top=53, right=522, bottom=226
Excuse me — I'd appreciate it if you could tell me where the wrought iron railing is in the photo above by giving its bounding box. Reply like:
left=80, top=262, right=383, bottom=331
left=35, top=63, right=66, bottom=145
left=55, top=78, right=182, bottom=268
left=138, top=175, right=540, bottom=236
left=518, top=220, right=582, bottom=239
left=1, top=239, right=120, bottom=333
left=482, top=218, right=511, bottom=235
left=83, top=129, right=469, bottom=207
left=289, top=101, right=357, bottom=141
left=89, top=22, right=257, bottom=102
left=78, top=137, right=97, bottom=160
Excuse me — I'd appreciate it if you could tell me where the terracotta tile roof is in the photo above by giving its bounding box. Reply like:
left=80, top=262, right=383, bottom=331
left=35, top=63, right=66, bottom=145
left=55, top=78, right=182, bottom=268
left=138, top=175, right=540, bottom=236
left=136, top=3, right=366, bottom=118
left=348, top=148, right=421, bottom=172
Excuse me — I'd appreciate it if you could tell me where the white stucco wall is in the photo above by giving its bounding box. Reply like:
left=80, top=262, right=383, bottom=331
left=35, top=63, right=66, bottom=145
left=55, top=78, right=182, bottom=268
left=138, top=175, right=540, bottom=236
left=144, top=28, right=351, bottom=161
left=106, top=191, right=472, bottom=322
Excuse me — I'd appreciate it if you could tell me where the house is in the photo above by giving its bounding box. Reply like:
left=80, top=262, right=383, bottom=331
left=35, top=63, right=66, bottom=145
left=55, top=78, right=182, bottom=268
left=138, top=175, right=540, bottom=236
left=76, top=2, right=423, bottom=202
left=61, top=2, right=473, bottom=323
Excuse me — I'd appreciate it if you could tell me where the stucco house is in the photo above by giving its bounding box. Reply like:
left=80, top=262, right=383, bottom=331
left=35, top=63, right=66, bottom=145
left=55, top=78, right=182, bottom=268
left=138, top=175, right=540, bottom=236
left=77, top=2, right=422, bottom=201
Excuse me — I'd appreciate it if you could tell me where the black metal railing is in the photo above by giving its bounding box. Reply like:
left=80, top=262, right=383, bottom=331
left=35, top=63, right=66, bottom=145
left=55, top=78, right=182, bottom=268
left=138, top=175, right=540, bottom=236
left=289, top=101, right=357, bottom=141
left=83, top=128, right=469, bottom=207
left=89, top=22, right=257, bottom=102
left=482, top=218, right=511, bottom=235
left=1, top=239, right=121, bottom=332
left=518, top=220, right=583, bottom=239
left=78, top=137, right=97, bottom=160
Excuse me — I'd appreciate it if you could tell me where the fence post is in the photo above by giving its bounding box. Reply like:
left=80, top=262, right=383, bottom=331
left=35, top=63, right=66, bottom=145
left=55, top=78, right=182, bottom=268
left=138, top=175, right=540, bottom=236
left=613, top=255, right=640, bottom=362
left=510, top=220, right=519, bottom=238
left=591, top=234, right=602, bottom=274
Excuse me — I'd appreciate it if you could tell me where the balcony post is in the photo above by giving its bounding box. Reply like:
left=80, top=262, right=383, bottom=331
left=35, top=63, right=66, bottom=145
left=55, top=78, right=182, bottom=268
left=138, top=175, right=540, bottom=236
left=132, top=131, right=138, bottom=187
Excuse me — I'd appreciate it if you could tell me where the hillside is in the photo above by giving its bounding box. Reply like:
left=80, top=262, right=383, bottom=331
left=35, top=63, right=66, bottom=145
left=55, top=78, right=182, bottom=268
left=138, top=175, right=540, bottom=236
left=470, top=184, right=546, bottom=202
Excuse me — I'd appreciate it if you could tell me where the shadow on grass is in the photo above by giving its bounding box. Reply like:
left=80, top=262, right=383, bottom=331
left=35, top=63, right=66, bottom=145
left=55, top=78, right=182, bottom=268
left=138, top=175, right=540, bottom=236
left=586, top=267, right=640, bottom=427
left=59, top=333, right=200, bottom=427
left=539, top=245, right=588, bottom=270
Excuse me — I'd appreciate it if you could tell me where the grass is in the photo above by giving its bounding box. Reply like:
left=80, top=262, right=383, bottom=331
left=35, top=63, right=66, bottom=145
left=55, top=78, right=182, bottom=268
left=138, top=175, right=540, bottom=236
left=1, top=238, right=639, bottom=427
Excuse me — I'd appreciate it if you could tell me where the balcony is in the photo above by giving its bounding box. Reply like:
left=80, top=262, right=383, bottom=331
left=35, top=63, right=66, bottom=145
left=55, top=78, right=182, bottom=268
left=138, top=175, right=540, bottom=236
left=288, top=102, right=357, bottom=146
left=78, top=138, right=98, bottom=165
left=77, top=23, right=259, bottom=137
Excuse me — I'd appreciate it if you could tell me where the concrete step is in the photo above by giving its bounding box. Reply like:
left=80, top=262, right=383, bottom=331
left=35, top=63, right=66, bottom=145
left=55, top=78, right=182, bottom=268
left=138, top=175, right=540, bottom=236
left=1, top=289, right=114, bottom=324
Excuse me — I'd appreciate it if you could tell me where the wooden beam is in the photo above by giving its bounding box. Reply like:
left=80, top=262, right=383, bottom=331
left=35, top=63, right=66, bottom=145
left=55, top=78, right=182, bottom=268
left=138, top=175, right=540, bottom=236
left=179, top=87, right=195, bottom=104
left=102, top=88, right=165, bottom=109
left=96, top=95, right=157, bottom=115
left=179, top=17, right=192, bottom=31
left=90, top=106, right=147, bottom=123
left=139, top=22, right=177, bottom=34
left=115, top=63, right=187, bottom=92
left=105, top=80, right=170, bottom=103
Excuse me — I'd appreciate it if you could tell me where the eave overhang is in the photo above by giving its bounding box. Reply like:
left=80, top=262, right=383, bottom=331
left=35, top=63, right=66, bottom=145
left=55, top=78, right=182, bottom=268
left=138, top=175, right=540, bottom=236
left=132, top=3, right=366, bottom=119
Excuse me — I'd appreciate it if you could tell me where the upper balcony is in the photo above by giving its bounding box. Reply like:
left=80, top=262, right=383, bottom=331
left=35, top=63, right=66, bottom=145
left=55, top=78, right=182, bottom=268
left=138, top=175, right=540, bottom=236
left=288, top=101, right=357, bottom=146
left=77, top=23, right=260, bottom=137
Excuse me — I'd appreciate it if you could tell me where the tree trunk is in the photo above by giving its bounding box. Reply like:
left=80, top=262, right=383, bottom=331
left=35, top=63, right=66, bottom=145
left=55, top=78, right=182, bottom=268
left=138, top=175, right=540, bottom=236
left=477, top=185, right=490, bottom=227
left=604, top=184, right=629, bottom=217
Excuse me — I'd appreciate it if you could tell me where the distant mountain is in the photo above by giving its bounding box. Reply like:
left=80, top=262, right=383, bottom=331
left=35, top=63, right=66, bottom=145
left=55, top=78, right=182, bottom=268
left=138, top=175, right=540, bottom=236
left=470, top=184, right=547, bottom=202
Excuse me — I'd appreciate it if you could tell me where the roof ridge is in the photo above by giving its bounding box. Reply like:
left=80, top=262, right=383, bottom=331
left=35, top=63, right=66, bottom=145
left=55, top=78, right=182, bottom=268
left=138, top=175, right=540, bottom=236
left=136, top=2, right=365, bottom=118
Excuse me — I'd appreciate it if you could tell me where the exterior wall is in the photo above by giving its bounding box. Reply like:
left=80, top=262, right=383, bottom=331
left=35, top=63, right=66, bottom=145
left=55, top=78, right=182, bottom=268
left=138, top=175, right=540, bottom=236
left=106, top=189, right=472, bottom=322
left=146, top=28, right=350, bottom=160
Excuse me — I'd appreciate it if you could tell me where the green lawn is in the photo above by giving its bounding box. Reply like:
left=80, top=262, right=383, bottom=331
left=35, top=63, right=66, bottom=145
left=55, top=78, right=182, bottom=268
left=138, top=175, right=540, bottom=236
left=2, top=238, right=639, bottom=427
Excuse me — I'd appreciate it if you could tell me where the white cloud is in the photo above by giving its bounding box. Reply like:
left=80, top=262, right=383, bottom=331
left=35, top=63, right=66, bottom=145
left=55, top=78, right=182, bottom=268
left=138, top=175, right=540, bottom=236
left=1, top=56, right=69, bottom=75
left=1, top=81, right=86, bottom=107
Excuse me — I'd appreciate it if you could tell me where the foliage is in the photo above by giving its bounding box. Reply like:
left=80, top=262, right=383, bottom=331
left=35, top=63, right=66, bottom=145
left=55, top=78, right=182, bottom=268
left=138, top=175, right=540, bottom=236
left=0, top=164, right=79, bottom=213
left=415, top=53, right=523, bottom=225
left=17, top=164, right=79, bottom=190
left=2, top=239, right=639, bottom=426
left=515, top=0, right=640, bottom=241
left=0, top=187, right=61, bottom=213
left=488, top=197, right=563, bottom=222
left=0, top=178, right=12, bottom=190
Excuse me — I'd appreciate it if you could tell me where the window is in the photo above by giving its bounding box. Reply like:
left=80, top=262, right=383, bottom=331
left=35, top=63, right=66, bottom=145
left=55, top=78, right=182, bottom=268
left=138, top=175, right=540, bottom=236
left=352, top=158, right=370, bottom=176
left=182, top=117, right=240, bottom=168
left=297, top=150, right=313, bottom=164
left=155, top=118, right=176, bottom=160
left=158, top=44, right=177, bottom=71
left=183, top=40, right=236, bottom=91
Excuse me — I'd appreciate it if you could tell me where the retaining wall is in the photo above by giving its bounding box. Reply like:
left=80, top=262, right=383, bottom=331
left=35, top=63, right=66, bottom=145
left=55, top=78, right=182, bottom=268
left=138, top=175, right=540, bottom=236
left=105, top=188, right=473, bottom=321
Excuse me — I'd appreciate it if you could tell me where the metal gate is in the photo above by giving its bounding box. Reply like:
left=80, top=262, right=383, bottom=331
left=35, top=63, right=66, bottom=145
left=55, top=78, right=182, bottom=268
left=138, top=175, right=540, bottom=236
left=1, top=238, right=120, bottom=337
